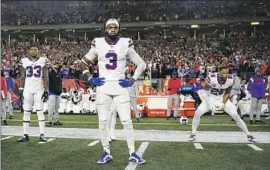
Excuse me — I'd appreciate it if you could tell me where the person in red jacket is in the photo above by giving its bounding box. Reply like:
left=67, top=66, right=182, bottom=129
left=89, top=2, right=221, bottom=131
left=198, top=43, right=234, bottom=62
left=1, top=71, right=8, bottom=125
left=167, top=72, right=182, bottom=120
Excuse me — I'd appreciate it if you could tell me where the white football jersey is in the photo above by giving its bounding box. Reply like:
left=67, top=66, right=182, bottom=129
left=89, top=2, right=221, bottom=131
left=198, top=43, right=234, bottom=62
left=206, top=73, right=234, bottom=100
left=20, top=57, right=49, bottom=92
left=60, top=92, right=70, bottom=99
left=85, top=37, right=145, bottom=95
left=87, top=88, right=96, bottom=100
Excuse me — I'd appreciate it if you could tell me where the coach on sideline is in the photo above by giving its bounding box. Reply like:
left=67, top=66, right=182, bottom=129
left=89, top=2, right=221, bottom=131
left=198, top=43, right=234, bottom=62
left=47, top=61, right=63, bottom=126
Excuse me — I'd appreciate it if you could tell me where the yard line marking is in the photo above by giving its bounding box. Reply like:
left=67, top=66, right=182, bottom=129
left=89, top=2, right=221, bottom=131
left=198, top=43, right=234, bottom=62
left=1, top=136, right=14, bottom=141
left=194, top=143, right=204, bottom=149
left=38, top=138, right=56, bottom=144
left=10, top=119, right=270, bottom=127
left=247, top=144, right=263, bottom=151
left=87, top=140, right=100, bottom=146
left=125, top=142, right=149, bottom=170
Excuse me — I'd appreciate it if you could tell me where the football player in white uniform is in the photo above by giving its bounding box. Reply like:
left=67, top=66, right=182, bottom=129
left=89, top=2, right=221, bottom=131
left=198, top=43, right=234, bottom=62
left=80, top=18, right=146, bottom=164
left=189, top=66, right=256, bottom=142
left=17, top=44, right=49, bottom=143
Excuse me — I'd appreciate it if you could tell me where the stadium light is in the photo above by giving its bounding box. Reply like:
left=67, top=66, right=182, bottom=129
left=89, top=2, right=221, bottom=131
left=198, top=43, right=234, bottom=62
left=251, top=22, right=260, bottom=25
left=191, top=24, right=199, bottom=28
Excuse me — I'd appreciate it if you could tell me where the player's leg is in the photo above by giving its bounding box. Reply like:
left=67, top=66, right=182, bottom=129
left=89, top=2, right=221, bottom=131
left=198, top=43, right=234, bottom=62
left=166, top=95, right=173, bottom=118
left=7, top=92, right=14, bottom=118
left=47, top=95, right=56, bottom=126
left=1, top=98, right=8, bottom=125
left=34, top=90, right=46, bottom=142
left=249, top=97, right=257, bottom=124
left=131, top=97, right=140, bottom=121
left=173, top=95, right=180, bottom=118
left=224, top=100, right=256, bottom=142
left=267, top=100, right=270, bottom=119
left=254, top=98, right=264, bottom=124
left=96, top=93, right=113, bottom=164
left=108, top=103, right=117, bottom=141
left=54, top=96, right=62, bottom=125
left=113, top=93, right=145, bottom=164
left=189, top=101, right=210, bottom=141
left=18, top=91, right=34, bottom=142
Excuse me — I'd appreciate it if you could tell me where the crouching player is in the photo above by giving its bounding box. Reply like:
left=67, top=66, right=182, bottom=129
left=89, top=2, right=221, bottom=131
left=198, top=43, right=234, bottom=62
left=189, top=66, right=256, bottom=142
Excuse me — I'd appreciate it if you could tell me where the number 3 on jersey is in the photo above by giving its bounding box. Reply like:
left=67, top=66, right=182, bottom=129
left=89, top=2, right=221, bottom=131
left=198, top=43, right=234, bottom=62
left=26, top=65, right=42, bottom=78
left=105, top=52, right=117, bottom=70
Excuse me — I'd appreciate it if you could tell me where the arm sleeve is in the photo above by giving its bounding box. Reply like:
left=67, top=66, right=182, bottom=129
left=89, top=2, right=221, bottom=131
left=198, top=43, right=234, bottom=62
left=84, top=39, right=98, bottom=62
left=127, top=39, right=146, bottom=80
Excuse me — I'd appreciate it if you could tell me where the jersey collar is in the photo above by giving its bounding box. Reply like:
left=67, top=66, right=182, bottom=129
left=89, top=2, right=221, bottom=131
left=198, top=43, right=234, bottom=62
left=104, top=36, right=119, bottom=45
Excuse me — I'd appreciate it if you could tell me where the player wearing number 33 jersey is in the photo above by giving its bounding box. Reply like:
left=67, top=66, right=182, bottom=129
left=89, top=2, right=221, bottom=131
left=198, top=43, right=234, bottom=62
left=80, top=18, right=146, bottom=165
left=189, top=66, right=256, bottom=143
left=17, top=44, right=49, bottom=143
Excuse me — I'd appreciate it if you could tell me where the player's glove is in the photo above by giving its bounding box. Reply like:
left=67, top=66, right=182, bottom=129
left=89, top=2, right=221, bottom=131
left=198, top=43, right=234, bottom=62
left=119, top=78, right=135, bottom=88
left=41, top=90, right=49, bottom=102
left=88, top=77, right=105, bottom=86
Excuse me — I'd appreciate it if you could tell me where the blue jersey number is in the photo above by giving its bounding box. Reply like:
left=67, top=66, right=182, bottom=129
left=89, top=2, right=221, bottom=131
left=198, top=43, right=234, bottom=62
left=105, top=53, right=117, bottom=70
left=26, top=65, right=42, bottom=78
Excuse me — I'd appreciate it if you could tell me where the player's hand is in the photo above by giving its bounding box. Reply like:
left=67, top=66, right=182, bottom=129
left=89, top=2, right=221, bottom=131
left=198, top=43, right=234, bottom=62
left=41, top=90, right=49, bottom=102
left=119, top=78, right=135, bottom=88
left=88, top=77, right=105, bottom=86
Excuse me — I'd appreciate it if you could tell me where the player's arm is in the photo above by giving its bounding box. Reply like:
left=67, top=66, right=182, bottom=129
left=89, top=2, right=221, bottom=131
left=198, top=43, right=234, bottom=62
left=222, top=86, right=232, bottom=104
left=18, top=61, right=26, bottom=89
left=43, top=60, right=49, bottom=91
left=127, top=39, right=146, bottom=81
left=80, top=39, right=98, bottom=81
left=203, top=76, right=211, bottom=91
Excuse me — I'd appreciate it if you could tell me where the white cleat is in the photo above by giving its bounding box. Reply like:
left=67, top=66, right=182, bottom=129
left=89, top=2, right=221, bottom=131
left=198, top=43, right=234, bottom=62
left=247, top=135, right=256, bottom=143
left=265, top=116, right=270, bottom=120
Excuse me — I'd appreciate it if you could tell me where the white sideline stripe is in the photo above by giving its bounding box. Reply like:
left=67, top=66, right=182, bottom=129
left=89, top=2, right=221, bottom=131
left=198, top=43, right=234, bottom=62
left=247, top=144, right=263, bottom=151
left=194, top=143, right=204, bottom=149
left=1, top=136, right=14, bottom=141
left=38, top=138, right=56, bottom=144
left=87, top=140, right=100, bottom=146
left=125, top=142, right=149, bottom=170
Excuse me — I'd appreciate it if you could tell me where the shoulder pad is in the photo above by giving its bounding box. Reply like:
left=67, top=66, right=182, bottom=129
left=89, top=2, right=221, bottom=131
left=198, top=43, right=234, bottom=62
left=227, top=75, right=233, bottom=79
left=210, top=73, right=216, bottom=77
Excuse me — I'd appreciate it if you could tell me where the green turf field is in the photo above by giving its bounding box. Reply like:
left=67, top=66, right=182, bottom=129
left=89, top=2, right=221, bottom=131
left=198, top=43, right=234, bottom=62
left=1, top=113, right=270, bottom=170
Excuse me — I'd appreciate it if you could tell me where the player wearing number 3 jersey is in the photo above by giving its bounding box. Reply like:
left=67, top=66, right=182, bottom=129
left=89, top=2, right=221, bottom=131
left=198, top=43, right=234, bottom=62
left=17, top=44, right=49, bottom=143
left=189, top=66, right=256, bottom=142
left=80, top=18, right=146, bottom=165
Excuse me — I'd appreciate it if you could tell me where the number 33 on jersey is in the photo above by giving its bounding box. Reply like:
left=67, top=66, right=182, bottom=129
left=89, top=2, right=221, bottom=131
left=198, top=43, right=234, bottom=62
left=20, top=57, right=49, bottom=91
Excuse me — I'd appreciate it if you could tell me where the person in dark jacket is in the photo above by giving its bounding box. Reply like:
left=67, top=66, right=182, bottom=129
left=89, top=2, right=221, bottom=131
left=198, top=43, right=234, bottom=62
left=47, top=62, right=63, bottom=126
left=247, top=67, right=265, bottom=124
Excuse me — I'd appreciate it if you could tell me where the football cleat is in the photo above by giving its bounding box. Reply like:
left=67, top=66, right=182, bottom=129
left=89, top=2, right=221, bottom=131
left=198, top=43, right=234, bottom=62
left=54, top=121, right=63, bottom=125
left=188, top=134, right=196, bottom=142
left=255, top=120, right=265, bottom=124
left=48, top=122, right=54, bottom=127
left=136, top=118, right=140, bottom=123
left=247, top=135, right=256, bottom=142
left=2, top=120, right=8, bottom=125
left=265, top=116, right=270, bottom=120
left=17, top=134, right=29, bottom=142
left=39, top=134, right=47, bottom=143
left=97, top=151, right=113, bottom=164
left=129, top=152, right=146, bottom=164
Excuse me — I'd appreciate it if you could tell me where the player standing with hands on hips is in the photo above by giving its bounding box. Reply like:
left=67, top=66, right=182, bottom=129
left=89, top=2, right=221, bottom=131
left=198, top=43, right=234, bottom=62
left=80, top=18, right=146, bottom=164
left=17, top=44, right=49, bottom=143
